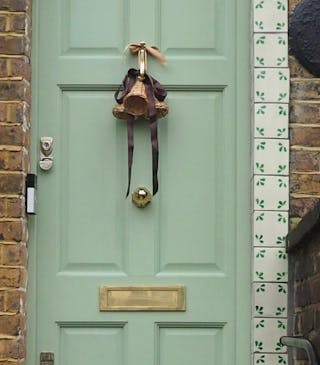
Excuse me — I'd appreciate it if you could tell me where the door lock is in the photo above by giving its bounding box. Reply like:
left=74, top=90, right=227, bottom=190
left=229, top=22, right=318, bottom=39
left=39, top=137, right=54, bottom=171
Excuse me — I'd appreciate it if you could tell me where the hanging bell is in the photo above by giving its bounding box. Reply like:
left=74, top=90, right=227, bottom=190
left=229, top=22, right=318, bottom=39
left=123, top=78, right=149, bottom=117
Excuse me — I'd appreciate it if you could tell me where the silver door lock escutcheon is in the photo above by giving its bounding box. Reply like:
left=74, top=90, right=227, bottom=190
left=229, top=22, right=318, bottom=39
left=39, top=137, right=54, bottom=171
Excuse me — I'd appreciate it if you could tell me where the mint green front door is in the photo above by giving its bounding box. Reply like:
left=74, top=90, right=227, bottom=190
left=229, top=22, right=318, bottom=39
left=28, top=1, right=251, bottom=364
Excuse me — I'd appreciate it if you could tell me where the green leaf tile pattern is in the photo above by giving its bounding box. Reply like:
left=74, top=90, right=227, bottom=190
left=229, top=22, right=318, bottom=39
left=253, top=0, right=289, bottom=362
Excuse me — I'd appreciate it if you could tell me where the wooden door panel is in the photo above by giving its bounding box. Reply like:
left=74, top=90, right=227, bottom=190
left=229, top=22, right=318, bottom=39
left=30, top=0, right=250, bottom=364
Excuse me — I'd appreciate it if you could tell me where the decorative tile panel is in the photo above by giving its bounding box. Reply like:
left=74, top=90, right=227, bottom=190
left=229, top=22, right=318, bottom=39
left=253, top=283, right=288, bottom=317
left=254, top=0, right=288, bottom=33
left=254, top=103, right=288, bottom=139
left=254, top=139, right=289, bottom=175
left=254, top=33, right=288, bottom=68
left=254, top=318, right=287, bottom=353
left=253, top=211, right=288, bottom=247
left=253, top=1, right=289, bottom=363
left=255, top=69, right=289, bottom=103
left=254, top=176, right=289, bottom=211
left=254, top=247, right=288, bottom=283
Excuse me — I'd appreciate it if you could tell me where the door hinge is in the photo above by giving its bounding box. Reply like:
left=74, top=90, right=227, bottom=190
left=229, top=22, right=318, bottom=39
left=40, top=352, right=54, bottom=365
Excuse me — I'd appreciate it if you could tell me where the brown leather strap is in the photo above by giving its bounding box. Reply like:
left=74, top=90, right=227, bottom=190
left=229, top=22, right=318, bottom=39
left=115, top=69, right=166, bottom=197
left=144, top=81, right=158, bottom=195
left=126, top=115, right=134, bottom=198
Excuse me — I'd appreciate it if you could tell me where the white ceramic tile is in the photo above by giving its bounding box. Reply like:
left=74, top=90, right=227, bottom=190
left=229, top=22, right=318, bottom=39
left=254, top=33, right=288, bottom=68
left=254, top=0, right=288, bottom=33
left=254, top=318, right=287, bottom=353
left=254, top=103, right=289, bottom=139
left=254, top=354, right=288, bottom=365
left=254, top=139, right=289, bottom=175
left=254, top=283, right=287, bottom=317
left=255, top=69, right=289, bottom=103
left=254, top=247, right=288, bottom=282
left=253, top=211, right=288, bottom=247
left=254, top=175, right=289, bottom=211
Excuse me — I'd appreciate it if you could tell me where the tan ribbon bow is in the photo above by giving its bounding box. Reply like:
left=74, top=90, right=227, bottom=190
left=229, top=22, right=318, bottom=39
left=129, top=42, right=167, bottom=64
left=128, top=42, right=167, bottom=77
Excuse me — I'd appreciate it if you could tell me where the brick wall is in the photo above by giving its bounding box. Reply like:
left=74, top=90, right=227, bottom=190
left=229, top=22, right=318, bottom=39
left=287, top=205, right=320, bottom=365
left=0, top=1, right=31, bottom=365
left=289, top=0, right=320, bottom=229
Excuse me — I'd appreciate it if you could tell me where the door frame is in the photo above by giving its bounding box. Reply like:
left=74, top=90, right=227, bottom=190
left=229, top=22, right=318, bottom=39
left=26, top=1, right=251, bottom=364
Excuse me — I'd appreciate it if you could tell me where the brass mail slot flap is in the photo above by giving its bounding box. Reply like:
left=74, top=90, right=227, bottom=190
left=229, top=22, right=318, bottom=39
left=99, top=286, right=186, bottom=311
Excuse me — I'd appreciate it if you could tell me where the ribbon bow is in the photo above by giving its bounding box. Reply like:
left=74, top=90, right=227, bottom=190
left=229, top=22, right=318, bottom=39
left=128, top=42, right=167, bottom=65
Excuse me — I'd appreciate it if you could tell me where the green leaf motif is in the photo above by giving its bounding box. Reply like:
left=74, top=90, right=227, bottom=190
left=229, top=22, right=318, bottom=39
left=256, top=91, right=266, bottom=101
left=277, top=200, right=287, bottom=209
left=278, top=179, right=287, bottom=188
left=278, top=106, right=287, bottom=116
left=255, top=234, right=264, bottom=244
left=255, top=0, right=264, bottom=9
left=278, top=250, right=287, bottom=260
left=278, top=92, right=287, bottom=101
left=277, top=1, right=286, bottom=10
left=257, top=355, right=266, bottom=364
left=256, top=199, right=265, bottom=209
left=276, top=22, right=285, bottom=30
left=276, top=272, right=286, bottom=281
left=277, top=164, right=287, bottom=174
left=255, top=305, right=264, bottom=315
left=277, top=57, right=286, bottom=66
left=256, top=319, right=265, bottom=328
left=278, top=36, right=286, bottom=45
left=278, top=71, right=287, bottom=80
left=256, top=127, right=265, bottom=136
left=277, top=128, right=286, bottom=137
left=256, top=271, right=264, bottom=280
left=256, top=283, right=266, bottom=293
left=278, top=142, right=287, bottom=152
left=256, top=249, right=266, bottom=258
left=257, top=141, right=266, bottom=150
left=276, top=306, right=286, bottom=316
left=278, top=285, right=287, bottom=294
left=277, top=320, right=286, bottom=329
left=277, top=213, right=287, bottom=223
left=276, top=236, right=286, bottom=245
left=255, top=21, right=264, bottom=30
left=275, top=341, right=284, bottom=351
left=256, top=35, right=266, bottom=45
left=255, top=340, right=264, bottom=351
left=256, top=213, right=265, bottom=221
left=278, top=355, right=287, bottom=364
left=256, top=164, right=265, bottom=175
left=256, top=57, right=265, bottom=66
left=257, top=105, right=266, bottom=115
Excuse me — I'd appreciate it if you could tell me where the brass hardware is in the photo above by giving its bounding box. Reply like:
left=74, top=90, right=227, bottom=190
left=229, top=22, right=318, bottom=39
left=39, top=137, right=54, bottom=171
left=40, top=352, right=54, bottom=365
left=99, top=286, right=186, bottom=311
left=132, top=187, right=152, bottom=208
left=138, top=41, right=147, bottom=78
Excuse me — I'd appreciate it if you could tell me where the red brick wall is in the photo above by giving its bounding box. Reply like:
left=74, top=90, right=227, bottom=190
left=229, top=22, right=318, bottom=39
left=0, top=1, right=31, bottom=364
left=288, top=226, right=320, bottom=364
left=289, top=0, right=320, bottom=229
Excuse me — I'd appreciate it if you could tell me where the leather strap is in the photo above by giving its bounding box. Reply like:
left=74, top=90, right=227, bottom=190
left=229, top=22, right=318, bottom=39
left=125, top=115, right=135, bottom=197
left=115, top=69, right=166, bottom=197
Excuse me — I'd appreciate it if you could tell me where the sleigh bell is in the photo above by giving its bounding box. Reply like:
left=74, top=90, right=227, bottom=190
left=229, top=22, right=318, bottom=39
left=112, top=42, right=169, bottom=197
left=112, top=94, right=168, bottom=119
left=113, top=42, right=168, bottom=119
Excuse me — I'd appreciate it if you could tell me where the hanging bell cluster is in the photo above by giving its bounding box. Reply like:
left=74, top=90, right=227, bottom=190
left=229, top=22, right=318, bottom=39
left=112, top=42, right=169, bottom=197
left=112, top=42, right=168, bottom=120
